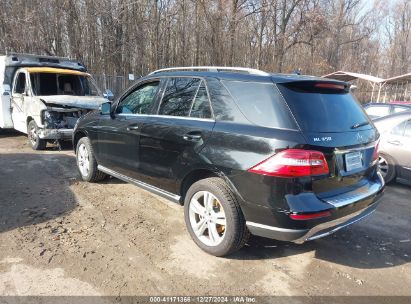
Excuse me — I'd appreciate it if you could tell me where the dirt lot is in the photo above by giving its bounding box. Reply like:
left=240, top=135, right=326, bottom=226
left=0, top=130, right=410, bottom=300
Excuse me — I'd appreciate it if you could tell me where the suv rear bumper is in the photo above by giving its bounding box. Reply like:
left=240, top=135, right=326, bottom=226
left=246, top=199, right=380, bottom=242
left=245, top=172, right=384, bottom=243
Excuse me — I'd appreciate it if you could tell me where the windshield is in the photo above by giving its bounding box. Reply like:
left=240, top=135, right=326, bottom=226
left=29, top=73, right=101, bottom=97
left=277, top=82, right=371, bottom=132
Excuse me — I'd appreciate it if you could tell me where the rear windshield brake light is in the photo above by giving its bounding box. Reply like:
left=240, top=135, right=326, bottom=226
left=248, top=149, right=329, bottom=178
left=314, top=83, right=345, bottom=90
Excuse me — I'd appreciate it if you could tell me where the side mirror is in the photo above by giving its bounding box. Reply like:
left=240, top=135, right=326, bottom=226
left=100, top=102, right=112, bottom=115
left=103, top=89, right=114, bottom=101
left=2, top=84, right=11, bottom=96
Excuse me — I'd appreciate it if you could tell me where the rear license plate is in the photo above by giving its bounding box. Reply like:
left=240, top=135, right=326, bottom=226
left=345, top=151, right=363, bottom=171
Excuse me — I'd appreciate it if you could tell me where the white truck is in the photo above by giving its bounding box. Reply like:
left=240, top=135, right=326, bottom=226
left=0, top=53, right=112, bottom=150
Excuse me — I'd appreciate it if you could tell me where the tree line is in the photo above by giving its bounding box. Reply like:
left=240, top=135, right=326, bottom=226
left=0, top=0, right=409, bottom=79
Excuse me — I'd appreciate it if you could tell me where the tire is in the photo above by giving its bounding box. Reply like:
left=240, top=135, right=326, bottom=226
left=27, top=120, right=47, bottom=150
left=378, top=153, right=396, bottom=183
left=76, top=137, right=106, bottom=182
left=184, top=177, right=249, bottom=256
left=27, top=120, right=46, bottom=150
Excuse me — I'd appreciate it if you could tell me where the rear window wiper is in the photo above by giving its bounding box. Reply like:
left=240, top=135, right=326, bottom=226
left=351, top=121, right=370, bottom=129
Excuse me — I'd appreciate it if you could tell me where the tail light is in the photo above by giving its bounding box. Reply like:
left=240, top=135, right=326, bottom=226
left=372, top=141, right=379, bottom=162
left=290, top=210, right=331, bottom=220
left=248, top=149, right=329, bottom=178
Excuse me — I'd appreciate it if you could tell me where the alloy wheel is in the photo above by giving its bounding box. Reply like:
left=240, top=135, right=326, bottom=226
left=77, top=143, right=90, bottom=177
left=188, top=190, right=227, bottom=247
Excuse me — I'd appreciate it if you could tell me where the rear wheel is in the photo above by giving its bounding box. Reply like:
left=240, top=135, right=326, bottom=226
left=76, top=137, right=106, bottom=182
left=27, top=120, right=46, bottom=150
left=378, top=154, right=396, bottom=183
left=184, top=177, right=249, bottom=256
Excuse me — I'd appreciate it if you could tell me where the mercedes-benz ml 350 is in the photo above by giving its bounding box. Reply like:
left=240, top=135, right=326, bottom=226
left=73, top=67, right=384, bottom=256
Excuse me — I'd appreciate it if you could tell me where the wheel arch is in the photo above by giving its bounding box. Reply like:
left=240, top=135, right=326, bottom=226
left=179, top=168, right=242, bottom=205
left=73, top=130, right=88, bottom=153
left=179, top=169, right=220, bottom=204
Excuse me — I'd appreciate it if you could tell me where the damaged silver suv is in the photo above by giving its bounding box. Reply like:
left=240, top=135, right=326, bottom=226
left=0, top=53, right=111, bottom=150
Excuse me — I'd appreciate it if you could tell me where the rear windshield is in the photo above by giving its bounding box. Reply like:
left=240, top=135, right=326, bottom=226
left=222, top=81, right=297, bottom=129
left=278, top=82, right=371, bottom=132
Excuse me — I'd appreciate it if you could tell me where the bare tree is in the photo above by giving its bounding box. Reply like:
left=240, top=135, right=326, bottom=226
left=0, top=0, right=402, bottom=80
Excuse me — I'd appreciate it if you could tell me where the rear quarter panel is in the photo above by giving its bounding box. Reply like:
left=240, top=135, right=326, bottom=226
left=201, top=121, right=305, bottom=205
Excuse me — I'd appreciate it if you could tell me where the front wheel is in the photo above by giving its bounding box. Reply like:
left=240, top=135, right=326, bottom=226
left=184, top=177, right=249, bottom=256
left=27, top=120, right=46, bottom=150
left=76, top=137, right=106, bottom=182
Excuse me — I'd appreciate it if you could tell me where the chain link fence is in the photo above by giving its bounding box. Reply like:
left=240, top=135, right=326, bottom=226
left=92, top=75, right=134, bottom=98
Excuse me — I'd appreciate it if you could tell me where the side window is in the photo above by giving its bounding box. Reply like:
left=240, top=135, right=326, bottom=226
left=365, top=105, right=390, bottom=117
left=159, top=77, right=200, bottom=117
left=14, top=73, right=26, bottom=94
left=391, top=120, right=406, bottom=136
left=206, top=78, right=249, bottom=122
left=404, top=120, right=411, bottom=138
left=393, top=106, right=408, bottom=113
left=190, top=81, right=212, bottom=119
left=116, top=82, right=160, bottom=114
left=223, top=81, right=297, bottom=129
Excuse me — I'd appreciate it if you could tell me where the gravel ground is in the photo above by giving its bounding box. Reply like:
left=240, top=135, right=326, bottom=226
left=0, top=130, right=410, bottom=301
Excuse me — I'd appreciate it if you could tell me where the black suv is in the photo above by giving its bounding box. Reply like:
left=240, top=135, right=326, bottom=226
left=73, top=67, right=384, bottom=256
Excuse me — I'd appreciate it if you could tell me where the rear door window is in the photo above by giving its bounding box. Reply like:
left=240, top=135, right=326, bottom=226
left=189, top=81, right=212, bottom=119
left=222, top=81, right=297, bottom=129
left=278, top=82, right=371, bottom=132
left=159, top=77, right=201, bottom=117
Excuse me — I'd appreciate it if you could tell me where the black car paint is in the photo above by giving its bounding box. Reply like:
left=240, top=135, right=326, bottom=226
left=74, top=71, right=384, bottom=243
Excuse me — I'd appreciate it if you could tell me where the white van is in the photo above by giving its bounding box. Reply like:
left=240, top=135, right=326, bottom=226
left=0, top=53, right=112, bottom=150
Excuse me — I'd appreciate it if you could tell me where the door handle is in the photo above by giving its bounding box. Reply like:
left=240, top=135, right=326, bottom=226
left=127, top=126, right=139, bottom=131
left=387, top=140, right=401, bottom=146
left=183, top=133, right=202, bottom=141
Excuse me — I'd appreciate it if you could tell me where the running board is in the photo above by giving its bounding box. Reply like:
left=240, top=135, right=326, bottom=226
left=97, top=165, right=181, bottom=203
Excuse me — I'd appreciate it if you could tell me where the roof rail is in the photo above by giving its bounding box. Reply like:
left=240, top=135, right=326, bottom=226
left=148, top=66, right=270, bottom=76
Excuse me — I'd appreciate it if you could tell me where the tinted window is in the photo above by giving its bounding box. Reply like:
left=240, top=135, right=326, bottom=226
left=365, top=105, right=390, bottom=117
left=159, top=78, right=201, bottom=117
left=15, top=73, right=26, bottom=94
left=206, top=78, right=247, bottom=122
left=404, top=120, right=411, bottom=137
left=278, top=83, right=370, bottom=132
left=391, top=120, right=406, bottom=136
left=117, top=82, right=159, bottom=114
left=223, top=81, right=297, bottom=129
left=190, top=81, right=212, bottom=119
